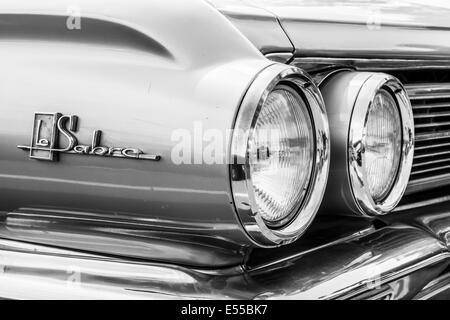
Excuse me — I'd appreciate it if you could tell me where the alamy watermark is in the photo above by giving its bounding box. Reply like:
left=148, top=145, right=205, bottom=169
left=171, top=121, right=282, bottom=165
left=365, top=266, right=382, bottom=290
left=66, top=5, right=82, bottom=30
left=66, top=266, right=82, bottom=287
left=366, top=8, right=382, bottom=30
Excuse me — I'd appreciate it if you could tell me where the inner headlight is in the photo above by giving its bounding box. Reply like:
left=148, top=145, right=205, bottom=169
left=320, top=71, right=414, bottom=217
left=230, top=64, right=330, bottom=246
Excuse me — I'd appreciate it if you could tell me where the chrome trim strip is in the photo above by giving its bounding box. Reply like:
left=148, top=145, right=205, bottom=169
left=264, top=52, right=293, bottom=64
left=406, top=83, right=450, bottom=100
left=292, top=57, right=450, bottom=72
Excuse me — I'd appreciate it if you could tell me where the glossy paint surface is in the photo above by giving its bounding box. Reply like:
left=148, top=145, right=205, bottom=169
left=0, top=0, right=275, bottom=266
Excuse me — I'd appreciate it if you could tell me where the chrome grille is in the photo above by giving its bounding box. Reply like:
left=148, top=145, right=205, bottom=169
left=406, top=83, right=450, bottom=194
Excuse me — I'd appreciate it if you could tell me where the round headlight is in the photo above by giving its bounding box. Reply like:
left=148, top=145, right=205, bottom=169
left=230, top=64, right=330, bottom=246
left=348, top=73, right=414, bottom=216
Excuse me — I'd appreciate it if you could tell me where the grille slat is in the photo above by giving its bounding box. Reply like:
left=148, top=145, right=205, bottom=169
left=415, top=121, right=450, bottom=129
left=411, top=157, right=450, bottom=169
left=414, top=111, right=450, bottom=119
left=415, top=131, right=450, bottom=141
left=410, top=94, right=450, bottom=100
left=415, top=141, right=450, bottom=151
left=411, top=164, right=450, bottom=176
left=407, top=84, right=450, bottom=100
left=413, top=157, right=450, bottom=168
left=414, top=149, right=450, bottom=159
left=405, top=83, right=450, bottom=193
left=413, top=102, right=450, bottom=110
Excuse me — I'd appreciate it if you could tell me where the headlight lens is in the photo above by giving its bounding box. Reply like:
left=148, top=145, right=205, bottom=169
left=249, top=85, right=314, bottom=226
left=363, top=88, right=402, bottom=201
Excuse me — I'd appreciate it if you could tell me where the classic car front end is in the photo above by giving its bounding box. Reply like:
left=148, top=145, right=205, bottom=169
left=1, top=0, right=450, bottom=300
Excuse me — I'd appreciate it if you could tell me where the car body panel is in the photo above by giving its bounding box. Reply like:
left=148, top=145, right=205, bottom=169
left=0, top=0, right=277, bottom=267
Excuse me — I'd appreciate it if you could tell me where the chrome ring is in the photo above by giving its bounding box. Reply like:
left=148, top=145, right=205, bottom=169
left=229, top=64, right=330, bottom=247
left=348, top=73, right=414, bottom=216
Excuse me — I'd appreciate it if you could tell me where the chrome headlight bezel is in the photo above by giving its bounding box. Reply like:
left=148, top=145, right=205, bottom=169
left=348, top=73, right=414, bottom=216
left=229, top=64, right=330, bottom=246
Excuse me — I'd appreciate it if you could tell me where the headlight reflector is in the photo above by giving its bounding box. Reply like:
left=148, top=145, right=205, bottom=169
left=363, top=88, right=402, bottom=201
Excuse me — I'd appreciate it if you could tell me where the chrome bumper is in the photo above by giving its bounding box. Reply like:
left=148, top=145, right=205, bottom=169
left=1, top=204, right=450, bottom=299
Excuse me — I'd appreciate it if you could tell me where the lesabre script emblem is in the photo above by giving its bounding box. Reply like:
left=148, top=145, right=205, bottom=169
left=18, top=112, right=161, bottom=162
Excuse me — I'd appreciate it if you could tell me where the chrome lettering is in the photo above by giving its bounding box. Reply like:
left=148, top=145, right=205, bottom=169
left=18, top=113, right=160, bottom=162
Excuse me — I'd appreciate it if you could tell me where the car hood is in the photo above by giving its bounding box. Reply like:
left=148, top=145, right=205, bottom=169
left=210, top=0, right=450, bottom=59
left=210, top=0, right=450, bottom=29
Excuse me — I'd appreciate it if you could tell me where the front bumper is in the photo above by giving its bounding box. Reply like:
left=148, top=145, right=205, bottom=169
left=1, top=202, right=450, bottom=300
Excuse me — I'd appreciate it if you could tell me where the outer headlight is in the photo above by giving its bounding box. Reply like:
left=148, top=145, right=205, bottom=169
left=320, top=71, right=414, bottom=216
left=230, top=64, right=330, bottom=246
